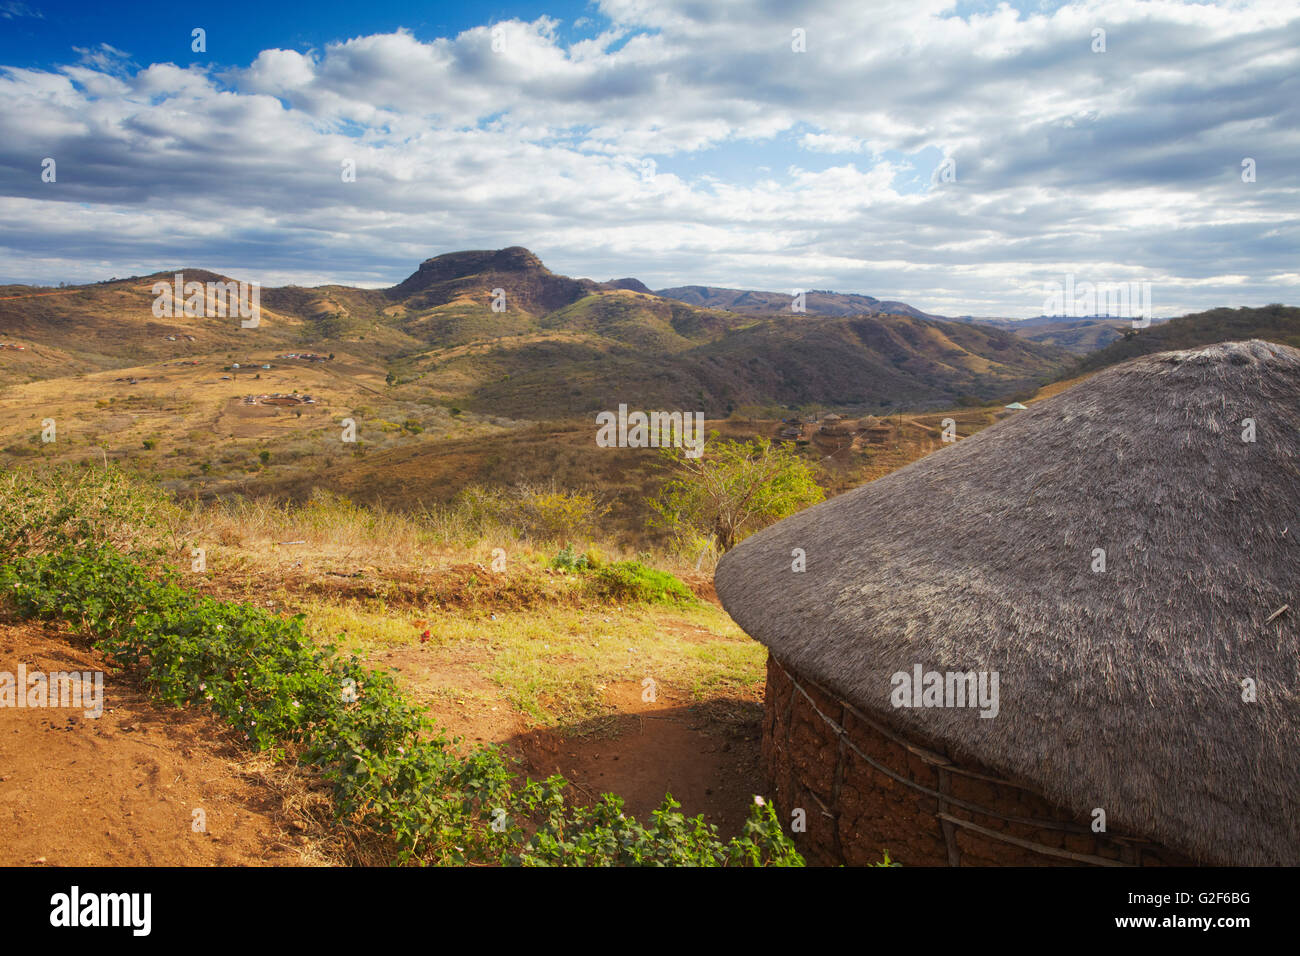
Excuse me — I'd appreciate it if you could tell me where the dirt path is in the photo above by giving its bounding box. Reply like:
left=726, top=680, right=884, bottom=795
left=510, top=682, right=765, bottom=839
left=0, top=622, right=320, bottom=866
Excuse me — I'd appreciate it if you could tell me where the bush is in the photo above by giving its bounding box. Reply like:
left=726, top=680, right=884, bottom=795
left=510, top=484, right=609, bottom=541
left=593, top=561, right=694, bottom=605
left=649, top=437, right=824, bottom=553
left=550, top=543, right=589, bottom=571
left=0, top=464, right=176, bottom=559
left=453, top=483, right=609, bottom=544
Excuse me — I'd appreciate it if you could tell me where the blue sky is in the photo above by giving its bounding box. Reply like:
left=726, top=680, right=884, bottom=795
left=0, top=1, right=603, bottom=69
left=0, top=0, right=1297, bottom=318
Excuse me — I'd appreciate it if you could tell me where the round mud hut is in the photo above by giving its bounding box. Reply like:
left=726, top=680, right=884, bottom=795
left=716, top=340, right=1300, bottom=866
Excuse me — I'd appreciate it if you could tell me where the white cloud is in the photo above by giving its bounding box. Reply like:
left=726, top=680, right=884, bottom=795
left=0, top=0, right=1295, bottom=317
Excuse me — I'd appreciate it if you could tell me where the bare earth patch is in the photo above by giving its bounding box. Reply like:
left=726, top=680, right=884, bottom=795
left=0, top=622, right=324, bottom=867
left=511, top=681, right=765, bottom=840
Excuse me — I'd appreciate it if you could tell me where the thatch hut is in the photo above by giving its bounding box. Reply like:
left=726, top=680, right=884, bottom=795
left=716, top=340, right=1300, bottom=866
left=819, top=416, right=856, bottom=438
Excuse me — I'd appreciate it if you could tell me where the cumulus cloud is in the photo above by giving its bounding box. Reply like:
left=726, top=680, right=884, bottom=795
left=0, top=0, right=1296, bottom=317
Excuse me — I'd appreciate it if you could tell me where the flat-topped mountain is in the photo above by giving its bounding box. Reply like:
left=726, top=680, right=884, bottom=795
left=1, top=247, right=1070, bottom=417
left=387, top=246, right=602, bottom=318
left=390, top=246, right=547, bottom=292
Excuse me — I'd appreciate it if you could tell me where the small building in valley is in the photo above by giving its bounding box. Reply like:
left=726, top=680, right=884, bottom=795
left=716, top=340, right=1300, bottom=866
left=818, top=416, right=856, bottom=438
left=242, top=393, right=317, bottom=407
left=862, top=423, right=893, bottom=444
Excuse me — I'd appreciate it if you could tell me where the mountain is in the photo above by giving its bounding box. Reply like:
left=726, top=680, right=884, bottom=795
left=604, top=278, right=653, bottom=294
left=1070, top=304, right=1300, bottom=375
left=1014, top=319, right=1129, bottom=354
left=455, top=311, right=1067, bottom=418
left=388, top=246, right=600, bottom=312
left=959, top=317, right=1132, bottom=354
left=0, top=248, right=1069, bottom=420
left=654, top=286, right=941, bottom=320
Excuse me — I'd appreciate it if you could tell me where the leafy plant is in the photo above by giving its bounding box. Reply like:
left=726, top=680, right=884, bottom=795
left=592, top=561, right=694, bottom=605
left=550, top=543, right=589, bottom=571
left=649, top=437, right=824, bottom=553
left=0, top=464, right=177, bottom=559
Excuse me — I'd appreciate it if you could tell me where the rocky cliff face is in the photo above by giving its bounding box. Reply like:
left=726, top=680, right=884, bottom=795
left=387, top=246, right=600, bottom=315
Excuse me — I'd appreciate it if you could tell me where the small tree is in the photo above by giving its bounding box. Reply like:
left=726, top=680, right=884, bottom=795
left=649, top=437, right=824, bottom=554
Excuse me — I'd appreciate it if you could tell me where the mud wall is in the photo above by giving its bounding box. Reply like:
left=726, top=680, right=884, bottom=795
left=762, top=653, right=1193, bottom=867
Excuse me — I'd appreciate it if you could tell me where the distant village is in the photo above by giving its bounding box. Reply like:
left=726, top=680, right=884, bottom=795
left=241, top=393, right=317, bottom=407
left=774, top=413, right=895, bottom=447
left=775, top=403, right=1027, bottom=450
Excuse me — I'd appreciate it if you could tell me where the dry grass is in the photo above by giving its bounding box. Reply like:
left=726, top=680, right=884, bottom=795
left=175, top=485, right=626, bottom=580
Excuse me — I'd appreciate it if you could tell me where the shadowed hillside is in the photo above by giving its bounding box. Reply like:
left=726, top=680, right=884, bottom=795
left=1070, top=305, right=1300, bottom=375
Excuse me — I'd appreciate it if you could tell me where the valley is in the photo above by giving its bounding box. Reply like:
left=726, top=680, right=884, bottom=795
left=2, top=247, right=1296, bottom=869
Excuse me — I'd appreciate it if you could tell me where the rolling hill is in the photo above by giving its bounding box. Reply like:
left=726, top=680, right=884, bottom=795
left=1, top=247, right=1070, bottom=420
left=453, top=311, right=1065, bottom=420
left=1070, top=304, right=1300, bottom=375
left=655, top=285, right=940, bottom=320
left=9, top=247, right=1295, bottom=517
left=959, top=317, right=1132, bottom=354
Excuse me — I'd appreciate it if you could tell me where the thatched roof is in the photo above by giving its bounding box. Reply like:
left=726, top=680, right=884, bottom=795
left=716, top=340, right=1300, bottom=865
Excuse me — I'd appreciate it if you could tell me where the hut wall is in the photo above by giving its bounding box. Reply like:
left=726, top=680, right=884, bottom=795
left=762, top=653, right=1193, bottom=867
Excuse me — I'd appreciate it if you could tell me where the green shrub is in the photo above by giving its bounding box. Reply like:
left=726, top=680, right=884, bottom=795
left=510, top=484, right=609, bottom=542
left=454, top=483, right=609, bottom=544
left=0, top=464, right=175, bottom=559
left=593, top=561, right=694, bottom=605
left=550, top=543, right=589, bottom=571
